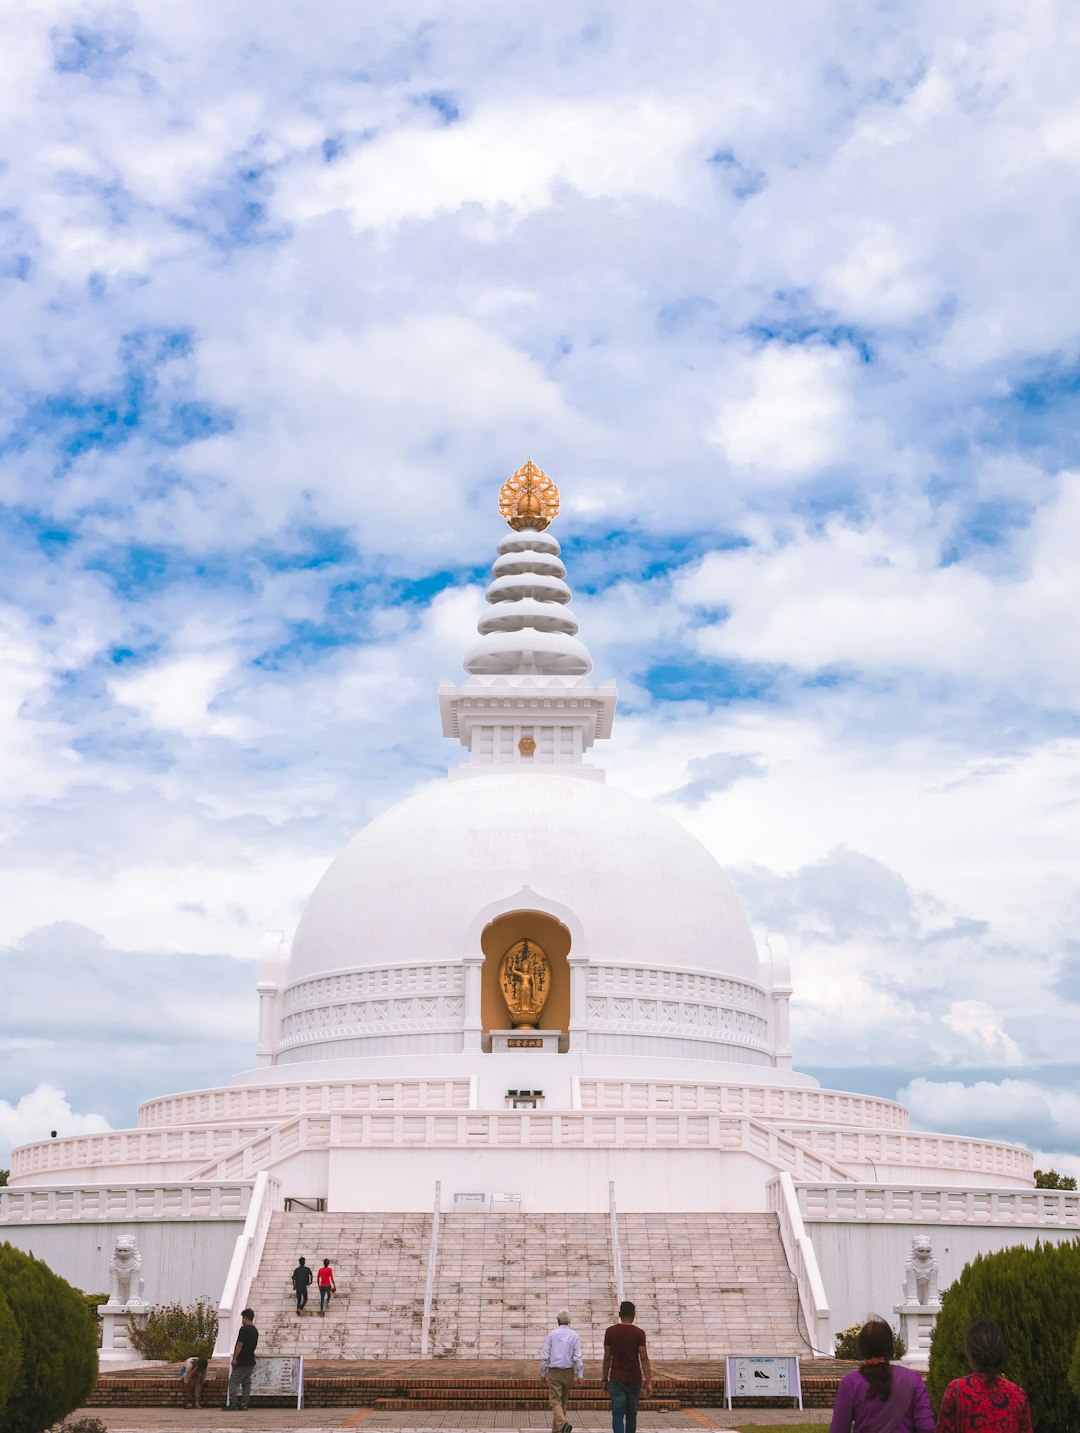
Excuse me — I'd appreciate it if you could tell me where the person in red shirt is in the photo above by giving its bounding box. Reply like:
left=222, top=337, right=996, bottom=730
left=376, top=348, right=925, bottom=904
left=316, top=1258, right=336, bottom=1314
left=936, top=1321, right=1032, bottom=1433
left=602, top=1300, right=652, bottom=1433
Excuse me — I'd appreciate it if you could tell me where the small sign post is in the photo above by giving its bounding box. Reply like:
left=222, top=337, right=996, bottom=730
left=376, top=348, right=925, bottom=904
left=725, top=1355, right=802, bottom=1410
left=248, top=1355, right=304, bottom=1409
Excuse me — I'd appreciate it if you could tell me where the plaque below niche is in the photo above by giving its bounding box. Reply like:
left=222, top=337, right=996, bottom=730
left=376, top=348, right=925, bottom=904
left=490, top=1028, right=561, bottom=1053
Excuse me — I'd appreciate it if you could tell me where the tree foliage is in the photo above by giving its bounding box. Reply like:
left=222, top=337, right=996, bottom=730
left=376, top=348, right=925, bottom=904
left=0, top=1243, right=98, bottom=1433
left=927, top=1239, right=1080, bottom=1433
left=0, top=1286, right=24, bottom=1422
left=1034, top=1169, right=1078, bottom=1190
left=127, top=1297, right=218, bottom=1360
left=834, top=1321, right=906, bottom=1360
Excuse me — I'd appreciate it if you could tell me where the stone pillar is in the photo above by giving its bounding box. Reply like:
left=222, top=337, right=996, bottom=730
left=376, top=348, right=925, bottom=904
left=99, top=1304, right=149, bottom=1368
left=255, top=980, right=278, bottom=1066
left=568, top=952, right=589, bottom=1052
left=255, top=930, right=285, bottom=1067
left=895, top=1301, right=942, bottom=1370
left=463, top=952, right=484, bottom=1052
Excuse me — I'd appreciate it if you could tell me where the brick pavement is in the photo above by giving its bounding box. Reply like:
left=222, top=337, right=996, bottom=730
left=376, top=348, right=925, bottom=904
left=64, top=1410, right=832, bottom=1432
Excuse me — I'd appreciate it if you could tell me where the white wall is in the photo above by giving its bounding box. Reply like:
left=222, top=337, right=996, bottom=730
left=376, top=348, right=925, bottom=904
left=325, top=1145, right=775, bottom=1212
left=809, top=1221, right=1080, bottom=1342
left=1, top=1220, right=243, bottom=1307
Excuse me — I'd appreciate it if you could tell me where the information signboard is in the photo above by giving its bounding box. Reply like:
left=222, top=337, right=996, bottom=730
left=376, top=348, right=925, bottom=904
left=725, top=1355, right=802, bottom=1409
left=248, top=1356, right=304, bottom=1408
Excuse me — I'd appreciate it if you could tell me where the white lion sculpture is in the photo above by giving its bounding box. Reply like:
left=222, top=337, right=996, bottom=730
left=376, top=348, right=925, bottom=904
left=902, top=1234, right=939, bottom=1306
left=107, top=1235, right=145, bottom=1307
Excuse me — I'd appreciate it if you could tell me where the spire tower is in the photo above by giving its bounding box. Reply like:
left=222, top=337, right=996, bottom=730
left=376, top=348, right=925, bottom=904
left=439, top=462, right=616, bottom=777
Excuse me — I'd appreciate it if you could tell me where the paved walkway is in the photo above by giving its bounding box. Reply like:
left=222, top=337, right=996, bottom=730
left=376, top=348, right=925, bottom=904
left=66, top=1409, right=832, bottom=1432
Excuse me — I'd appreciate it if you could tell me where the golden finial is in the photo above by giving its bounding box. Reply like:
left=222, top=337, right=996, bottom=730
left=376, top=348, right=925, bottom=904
left=498, top=459, right=560, bottom=531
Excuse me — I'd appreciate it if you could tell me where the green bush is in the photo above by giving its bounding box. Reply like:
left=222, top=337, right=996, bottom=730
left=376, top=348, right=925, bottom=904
left=1068, top=1328, right=1080, bottom=1404
left=58, top=1420, right=109, bottom=1433
left=81, top=1291, right=108, bottom=1322
left=127, top=1297, right=218, bottom=1360
left=0, top=1243, right=98, bottom=1433
left=927, top=1239, right=1080, bottom=1433
left=0, top=1286, right=24, bottom=1422
left=833, top=1321, right=905, bottom=1360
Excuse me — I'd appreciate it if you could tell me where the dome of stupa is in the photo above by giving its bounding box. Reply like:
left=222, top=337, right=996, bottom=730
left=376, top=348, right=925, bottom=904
left=285, top=771, right=763, bottom=987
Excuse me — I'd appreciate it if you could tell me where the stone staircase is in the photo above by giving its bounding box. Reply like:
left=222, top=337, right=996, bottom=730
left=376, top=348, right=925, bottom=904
left=429, top=1212, right=615, bottom=1358
left=619, top=1212, right=803, bottom=1358
left=245, top=1209, right=803, bottom=1361
left=249, top=1211, right=431, bottom=1358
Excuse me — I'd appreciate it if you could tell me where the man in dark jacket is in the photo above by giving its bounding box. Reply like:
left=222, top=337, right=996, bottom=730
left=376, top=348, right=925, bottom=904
left=292, top=1256, right=313, bottom=1313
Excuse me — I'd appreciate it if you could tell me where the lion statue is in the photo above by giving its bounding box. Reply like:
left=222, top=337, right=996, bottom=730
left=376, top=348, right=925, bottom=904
left=107, top=1235, right=145, bottom=1307
left=902, top=1234, right=939, bottom=1306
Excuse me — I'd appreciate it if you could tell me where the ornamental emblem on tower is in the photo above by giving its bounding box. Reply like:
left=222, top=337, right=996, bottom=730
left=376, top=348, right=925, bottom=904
left=498, top=459, right=560, bottom=530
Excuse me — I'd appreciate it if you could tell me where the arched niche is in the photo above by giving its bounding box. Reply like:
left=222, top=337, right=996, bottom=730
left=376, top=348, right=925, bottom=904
left=480, top=909, right=571, bottom=1036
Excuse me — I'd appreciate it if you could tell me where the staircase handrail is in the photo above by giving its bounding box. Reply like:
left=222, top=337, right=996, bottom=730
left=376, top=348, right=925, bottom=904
left=767, top=1171, right=831, bottom=1355
left=609, top=1180, right=625, bottom=1304
left=213, top=1171, right=282, bottom=1356
left=420, top=1179, right=442, bottom=1357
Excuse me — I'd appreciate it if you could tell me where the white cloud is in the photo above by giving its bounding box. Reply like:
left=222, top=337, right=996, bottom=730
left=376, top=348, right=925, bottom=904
left=274, top=96, right=697, bottom=232
left=708, top=345, right=857, bottom=478
left=900, top=1077, right=1080, bottom=1154
left=941, top=1001, right=1022, bottom=1066
left=0, top=1084, right=111, bottom=1164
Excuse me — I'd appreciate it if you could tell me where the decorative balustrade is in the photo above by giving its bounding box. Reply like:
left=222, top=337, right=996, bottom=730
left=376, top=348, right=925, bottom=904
left=577, top=1080, right=908, bottom=1128
left=186, top=1110, right=858, bottom=1183
left=766, top=1173, right=830, bottom=1354
left=774, top=1127, right=1032, bottom=1178
left=10, top=1125, right=271, bottom=1179
left=796, top=1184, right=1080, bottom=1226
left=213, top=1172, right=282, bottom=1357
left=138, top=1077, right=475, bottom=1128
left=0, top=1182, right=254, bottom=1223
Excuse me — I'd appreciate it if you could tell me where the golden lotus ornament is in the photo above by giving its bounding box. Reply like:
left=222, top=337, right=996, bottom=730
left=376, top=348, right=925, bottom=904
left=498, top=938, right=551, bottom=1029
left=499, top=459, right=560, bottom=531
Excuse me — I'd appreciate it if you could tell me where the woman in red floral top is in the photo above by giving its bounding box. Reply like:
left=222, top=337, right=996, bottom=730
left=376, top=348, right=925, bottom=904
left=936, top=1321, right=1032, bottom=1433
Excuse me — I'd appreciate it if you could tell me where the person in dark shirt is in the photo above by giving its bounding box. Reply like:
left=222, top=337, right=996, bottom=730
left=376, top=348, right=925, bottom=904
left=602, top=1300, right=652, bottom=1433
left=226, top=1309, right=258, bottom=1411
left=292, top=1256, right=313, bottom=1313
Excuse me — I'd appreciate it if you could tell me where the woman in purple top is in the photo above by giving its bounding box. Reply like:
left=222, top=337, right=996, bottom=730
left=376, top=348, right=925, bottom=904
left=830, top=1320, right=935, bottom=1433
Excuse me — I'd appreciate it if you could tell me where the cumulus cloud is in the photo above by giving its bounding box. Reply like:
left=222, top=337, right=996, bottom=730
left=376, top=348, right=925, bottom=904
left=0, top=1, right=1078, bottom=1152
left=661, top=750, right=767, bottom=807
left=941, top=1001, right=1023, bottom=1066
left=0, top=1084, right=111, bottom=1165
left=899, top=1077, right=1080, bottom=1154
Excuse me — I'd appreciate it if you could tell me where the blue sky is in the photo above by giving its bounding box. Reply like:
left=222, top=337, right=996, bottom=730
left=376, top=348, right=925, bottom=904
left=2, top=1, right=1080, bottom=1166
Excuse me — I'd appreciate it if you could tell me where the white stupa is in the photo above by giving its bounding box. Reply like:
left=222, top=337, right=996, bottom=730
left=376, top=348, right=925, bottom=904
left=3, top=461, right=1076, bottom=1365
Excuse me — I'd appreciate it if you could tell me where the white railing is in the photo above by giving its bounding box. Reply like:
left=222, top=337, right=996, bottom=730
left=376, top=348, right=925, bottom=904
left=0, top=1181, right=254, bottom=1223
left=609, top=1180, right=625, bottom=1304
left=578, top=1080, right=908, bottom=1128
left=773, top=1128, right=1031, bottom=1179
left=796, top=1184, right=1080, bottom=1226
left=138, top=1078, right=475, bottom=1128
left=419, top=1180, right=441, bottom=1358
left=213, top=1171, right=282, bottom=1357
left=767, top=1173, right=831, bottom=1355
left=187, top=1110, right=860, bottom=1183
left=10, top=1125, right=272, bottom=1179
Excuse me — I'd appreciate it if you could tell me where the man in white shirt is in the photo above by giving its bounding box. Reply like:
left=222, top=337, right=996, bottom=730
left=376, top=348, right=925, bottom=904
left=540, top=1308, right=584, bottom=1433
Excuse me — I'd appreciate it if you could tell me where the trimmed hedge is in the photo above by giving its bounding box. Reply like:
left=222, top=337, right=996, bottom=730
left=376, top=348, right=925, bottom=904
left=0, top=1285, right=24, bottom=1421
left=927, top=1239, right=1080, bottom=1433
left=0, top=1243, right=98, bottom=1433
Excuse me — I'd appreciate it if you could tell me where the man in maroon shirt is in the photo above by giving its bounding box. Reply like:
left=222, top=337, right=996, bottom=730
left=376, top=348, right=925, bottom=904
left=602, top=1300, right=652, bottom=1433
